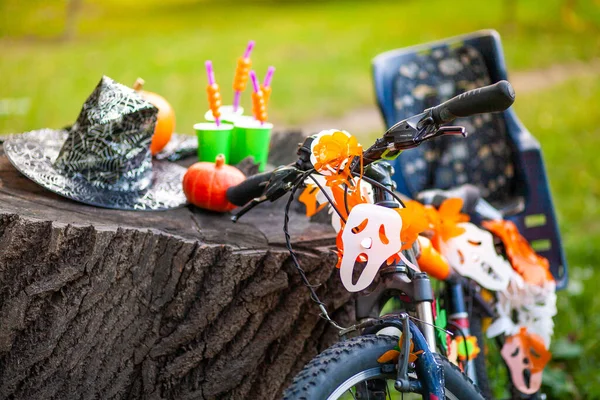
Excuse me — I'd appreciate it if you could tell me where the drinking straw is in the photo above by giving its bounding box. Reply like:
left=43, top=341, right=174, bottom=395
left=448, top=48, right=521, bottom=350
left=250, top=70, right=260, bottom=93
left=244, top=40, right=255, bottom=58
left=249, top=70, right=267, bottom=125
left=233, top=40, right=255, bottom=112
left=262, top=66, right=275, bottom=106
left=205, top=60, right=221, bottom=126
left=263, top=66, right=275, bottom=88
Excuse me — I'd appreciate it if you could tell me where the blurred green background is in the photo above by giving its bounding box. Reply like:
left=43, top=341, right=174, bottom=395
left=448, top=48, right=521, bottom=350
left=1, top=0, right=599, bottom=398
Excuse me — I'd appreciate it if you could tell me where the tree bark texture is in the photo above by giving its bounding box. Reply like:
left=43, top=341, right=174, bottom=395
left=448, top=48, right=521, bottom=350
left=0, top=133, right=354, bottom=400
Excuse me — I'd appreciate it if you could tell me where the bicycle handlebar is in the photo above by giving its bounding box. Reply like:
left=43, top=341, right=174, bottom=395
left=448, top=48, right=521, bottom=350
left=226, top=81, right=516, bottom=211
left=430, top=80, right=515, bottom=125
left=226, top=170, right=273, bottom=206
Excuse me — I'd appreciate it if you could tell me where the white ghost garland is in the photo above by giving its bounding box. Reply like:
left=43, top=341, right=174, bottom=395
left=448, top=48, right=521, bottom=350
left=440, top=222, right=513, bottom=291
left=487, top=272, right=557, bottom=347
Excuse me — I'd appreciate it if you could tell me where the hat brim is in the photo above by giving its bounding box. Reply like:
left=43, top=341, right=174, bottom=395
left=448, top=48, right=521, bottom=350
left=4, top=129, right=188, bottom=211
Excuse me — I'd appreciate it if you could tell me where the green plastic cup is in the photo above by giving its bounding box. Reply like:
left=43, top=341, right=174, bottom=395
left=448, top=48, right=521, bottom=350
left=194, top=122, right=234, bottom=162
left=204, top=105, right=244, bottom=124
left=230, top=118, right=273, bottom=171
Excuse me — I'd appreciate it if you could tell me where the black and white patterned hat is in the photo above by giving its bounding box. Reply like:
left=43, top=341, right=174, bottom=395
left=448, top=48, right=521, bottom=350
left=4, top=76, right=188, bottom=211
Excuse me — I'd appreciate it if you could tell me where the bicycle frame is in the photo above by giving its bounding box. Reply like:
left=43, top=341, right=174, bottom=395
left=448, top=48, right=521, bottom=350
left=358, top=162, right=434, bottom=342
left=228, top=81, right=519, bottom=398
left=355, top=161, right=483, bottom=384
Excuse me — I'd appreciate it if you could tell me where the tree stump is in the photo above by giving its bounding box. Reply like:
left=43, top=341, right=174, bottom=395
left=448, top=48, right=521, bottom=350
left=0, top=133, right=354, bottom=400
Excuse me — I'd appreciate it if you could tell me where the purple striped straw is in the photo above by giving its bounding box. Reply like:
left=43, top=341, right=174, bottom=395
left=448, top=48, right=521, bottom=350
left=263, top=66, right=275, bottom=88
left=205, top=60, right=220, bottom=126
left=233, top=40, right=256, bottom=112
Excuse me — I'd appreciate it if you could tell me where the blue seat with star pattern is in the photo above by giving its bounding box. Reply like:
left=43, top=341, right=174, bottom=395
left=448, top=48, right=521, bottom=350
left=372, top=30, right=567, bottom=289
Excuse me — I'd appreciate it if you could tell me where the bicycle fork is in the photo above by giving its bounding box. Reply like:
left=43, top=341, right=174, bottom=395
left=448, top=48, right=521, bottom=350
left=355, top=269, right=445, bottom=397
left=354, top=265, right=438, bottom=352
left=358, top=161, right=437, bottom=351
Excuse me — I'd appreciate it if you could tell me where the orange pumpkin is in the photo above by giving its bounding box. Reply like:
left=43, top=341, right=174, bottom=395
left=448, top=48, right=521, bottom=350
left=133, top=78, right=176, bottom=155
left=182, top=154, right=245, bottom=212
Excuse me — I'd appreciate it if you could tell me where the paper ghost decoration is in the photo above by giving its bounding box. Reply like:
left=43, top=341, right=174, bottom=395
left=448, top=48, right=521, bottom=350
left=488, top=273, right=557, bottom=347
left=339, top=204, right=403, bottom=292
left=440, top=222, right=513, bottom=291
left=501, top=327, right=551, bottom=395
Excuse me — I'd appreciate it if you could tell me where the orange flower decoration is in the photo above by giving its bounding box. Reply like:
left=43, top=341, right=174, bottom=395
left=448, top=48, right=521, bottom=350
left=396, top=200, right=429, bottom=250
left=482, top=220, right=553, bottom=285
left=437, top=198, right=470, bottom=240
left=312, top=130, right=362, bottom=173
left=310, top=130, right=368, bottom=220
left=454, top=335, right=481, bottom=361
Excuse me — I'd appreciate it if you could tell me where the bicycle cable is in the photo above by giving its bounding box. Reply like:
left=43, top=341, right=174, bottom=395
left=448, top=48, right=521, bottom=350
left=283, top=169, right=348, bottom=331
left=284, top=163, right=430, bottom=334
left=285, top=167, right=418, bottom=332
left=307, top=174, right=346, bottom=224
left=349, top=171, right=407, bottom=208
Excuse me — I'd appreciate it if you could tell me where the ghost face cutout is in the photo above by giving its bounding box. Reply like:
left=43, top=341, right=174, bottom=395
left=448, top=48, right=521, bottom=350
left=488, top=273, right=557, bottom=347
left=440, top=223, right=513, bottom=291
left=340, top=204, right=402, bottom=292
left=501, top=328, right=551, bottom=395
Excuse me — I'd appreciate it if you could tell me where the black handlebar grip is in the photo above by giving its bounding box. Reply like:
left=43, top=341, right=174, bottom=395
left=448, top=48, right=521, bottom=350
left=431, top=80, right=515, bottom=125
left=226, top=171, right=274, bottom=207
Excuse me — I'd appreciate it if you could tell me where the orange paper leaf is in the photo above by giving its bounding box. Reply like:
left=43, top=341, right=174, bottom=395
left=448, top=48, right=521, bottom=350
left=397, top=200, right=430, bottom=250
left=298, top=184, right=327, bottom=217
left=483, top=220, right=553, bottom=285
left=377, top=349, right=400, bottom=363
left=438, top=198, right=469, bottom=241
left=376, top=337, right=423, bottom=364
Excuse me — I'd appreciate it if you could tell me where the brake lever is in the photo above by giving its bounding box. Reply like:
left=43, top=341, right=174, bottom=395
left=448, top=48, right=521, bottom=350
left=231, top=197, right=268, bottom=223
left=263, top=166, right=304, bottom=201
left=231, top=166, right=304, bottom=223
left=414, top=124, right=467, bottom=143
left=436, top=125, right=467, bottom=137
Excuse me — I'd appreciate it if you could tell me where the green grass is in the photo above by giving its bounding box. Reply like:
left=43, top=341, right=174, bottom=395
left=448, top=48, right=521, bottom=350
left=1, top=0, right=600, bottom=134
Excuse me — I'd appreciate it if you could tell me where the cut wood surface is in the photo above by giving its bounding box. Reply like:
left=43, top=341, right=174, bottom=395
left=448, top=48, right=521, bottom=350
left=0, top=132, right=354, bottom=400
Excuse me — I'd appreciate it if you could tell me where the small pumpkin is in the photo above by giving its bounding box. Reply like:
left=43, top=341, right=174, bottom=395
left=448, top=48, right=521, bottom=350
left=183, top=154, right=245, bottom=212
left=133, top=78, right=176, bottom=155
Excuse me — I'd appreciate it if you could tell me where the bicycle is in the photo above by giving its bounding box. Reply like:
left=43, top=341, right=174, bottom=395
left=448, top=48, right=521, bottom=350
left=226, top=81, right=515, bottom=399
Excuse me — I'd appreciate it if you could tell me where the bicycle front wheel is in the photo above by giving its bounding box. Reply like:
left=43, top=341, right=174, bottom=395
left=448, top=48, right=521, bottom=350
left=283, top=334, right=484, bottom=400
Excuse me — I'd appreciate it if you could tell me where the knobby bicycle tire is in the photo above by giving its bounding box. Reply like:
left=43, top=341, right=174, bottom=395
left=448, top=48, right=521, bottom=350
left=283, top=334, right=484, bottom=400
